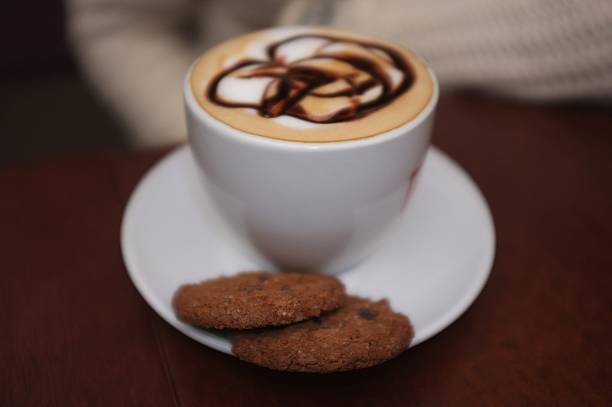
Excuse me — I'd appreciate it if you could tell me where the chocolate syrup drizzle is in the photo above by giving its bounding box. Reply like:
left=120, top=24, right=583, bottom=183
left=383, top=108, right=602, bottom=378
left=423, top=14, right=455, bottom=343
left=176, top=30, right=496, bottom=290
left=206, top=34, right=414, bottom=124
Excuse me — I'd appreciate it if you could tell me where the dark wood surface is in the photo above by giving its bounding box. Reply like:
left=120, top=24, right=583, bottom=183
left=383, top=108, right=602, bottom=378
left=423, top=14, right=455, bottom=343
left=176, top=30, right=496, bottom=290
left=2, top=95, right=611, bottom=406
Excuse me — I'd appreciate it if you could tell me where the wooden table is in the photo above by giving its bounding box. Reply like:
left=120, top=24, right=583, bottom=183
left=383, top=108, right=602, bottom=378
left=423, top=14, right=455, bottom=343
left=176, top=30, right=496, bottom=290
left=2, top=95, right=611, bottom=406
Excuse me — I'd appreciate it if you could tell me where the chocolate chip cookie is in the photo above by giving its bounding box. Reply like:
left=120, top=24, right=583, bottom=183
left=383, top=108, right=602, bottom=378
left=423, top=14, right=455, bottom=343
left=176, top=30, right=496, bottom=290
left=231, top=296, right=413, bottom=373
left=173, top=271, right=345, bottom=329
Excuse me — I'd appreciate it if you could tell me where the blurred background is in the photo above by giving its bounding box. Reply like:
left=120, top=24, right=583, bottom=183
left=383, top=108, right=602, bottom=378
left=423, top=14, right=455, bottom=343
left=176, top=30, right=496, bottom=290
left=2, top=0, right=611, bottom=168
left=1, top=1, right=127, bottom=168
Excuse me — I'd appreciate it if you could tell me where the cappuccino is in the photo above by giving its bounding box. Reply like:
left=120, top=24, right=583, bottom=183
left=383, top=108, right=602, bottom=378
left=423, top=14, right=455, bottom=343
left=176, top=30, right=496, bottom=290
left=191, top=27, right=433, bottom=143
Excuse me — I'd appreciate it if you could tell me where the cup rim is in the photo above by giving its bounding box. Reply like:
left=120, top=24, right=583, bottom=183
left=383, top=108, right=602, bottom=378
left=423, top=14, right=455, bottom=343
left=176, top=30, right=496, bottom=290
left=184, top=60, right=438, bottom=152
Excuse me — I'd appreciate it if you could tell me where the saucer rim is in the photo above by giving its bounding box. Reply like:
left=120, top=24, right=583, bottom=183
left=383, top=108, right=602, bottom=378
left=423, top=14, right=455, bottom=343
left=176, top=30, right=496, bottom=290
left=121, top=145, right=496, bottom=353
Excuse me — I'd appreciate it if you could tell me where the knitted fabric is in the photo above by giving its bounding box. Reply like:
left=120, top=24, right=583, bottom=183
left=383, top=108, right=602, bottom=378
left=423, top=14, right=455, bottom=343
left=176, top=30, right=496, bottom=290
left=68, top=0, right=612, bottom=147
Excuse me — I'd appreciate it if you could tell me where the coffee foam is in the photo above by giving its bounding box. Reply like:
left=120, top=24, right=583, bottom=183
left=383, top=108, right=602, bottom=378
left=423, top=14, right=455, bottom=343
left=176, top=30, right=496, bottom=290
left=191, top=27, right=433, bottom=142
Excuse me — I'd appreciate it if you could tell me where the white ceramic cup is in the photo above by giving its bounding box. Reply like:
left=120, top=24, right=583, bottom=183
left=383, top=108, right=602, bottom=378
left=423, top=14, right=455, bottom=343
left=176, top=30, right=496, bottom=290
left=185, top=67, right=438, bottom=274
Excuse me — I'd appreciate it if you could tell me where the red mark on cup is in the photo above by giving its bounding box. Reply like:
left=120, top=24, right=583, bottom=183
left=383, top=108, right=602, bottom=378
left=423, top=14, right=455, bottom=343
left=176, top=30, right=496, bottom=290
left=402, top=165, right=422, bottom=210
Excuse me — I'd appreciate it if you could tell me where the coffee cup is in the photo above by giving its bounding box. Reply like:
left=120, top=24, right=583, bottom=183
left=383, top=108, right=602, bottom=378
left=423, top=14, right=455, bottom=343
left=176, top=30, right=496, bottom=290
left=184, top=27, right=438, bottom=274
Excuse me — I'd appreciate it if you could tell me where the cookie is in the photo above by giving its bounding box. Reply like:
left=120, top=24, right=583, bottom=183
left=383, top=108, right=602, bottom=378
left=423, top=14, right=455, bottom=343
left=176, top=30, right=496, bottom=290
left=173, top=271, right=345, bottom=329
left=231, top=296, right=413, bottom=373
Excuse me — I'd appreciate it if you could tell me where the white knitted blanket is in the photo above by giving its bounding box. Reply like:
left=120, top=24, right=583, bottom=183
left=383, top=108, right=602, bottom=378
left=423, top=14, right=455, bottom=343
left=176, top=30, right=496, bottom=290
left=68, top=0, right=612, bottom=147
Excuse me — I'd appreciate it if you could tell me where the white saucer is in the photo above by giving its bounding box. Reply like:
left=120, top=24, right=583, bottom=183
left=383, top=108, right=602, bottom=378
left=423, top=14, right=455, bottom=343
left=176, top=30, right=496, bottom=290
left=121, top=145, right=495, bottom=354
